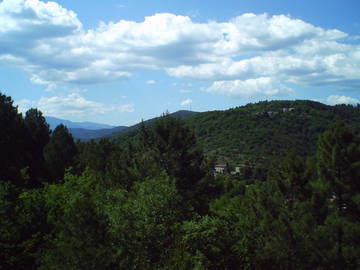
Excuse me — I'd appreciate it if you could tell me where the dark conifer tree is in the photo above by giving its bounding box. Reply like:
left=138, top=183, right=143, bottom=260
left=0, top=92, right=29, bottom=183
left=24, top=108, right=51, bottom=187
left=44, top=124, right=77, bottom=182
left=316, top=119, right=360, bottom=268
left=317, top=119, right=360, bottom=211
left=138, top=114, right=206, bottom=200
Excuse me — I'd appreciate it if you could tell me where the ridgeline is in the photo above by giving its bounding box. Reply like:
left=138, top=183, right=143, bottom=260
left=112, top=100, right=360, bottom=173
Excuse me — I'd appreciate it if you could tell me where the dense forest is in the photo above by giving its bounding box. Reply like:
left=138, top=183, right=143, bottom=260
left=1, top=92, right=360, bottom=269
left=114, top=100, right=360, bottom=179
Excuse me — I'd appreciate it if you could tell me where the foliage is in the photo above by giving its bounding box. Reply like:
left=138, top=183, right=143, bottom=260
left=314, top=119, right=360, bottom=268
left=105, top=175, right=188, bottom=268
left=1, top=92, right=360, bottom=269
left=44, top=124, right=77, bottom=183
left=24, top=108, right=51, bottom=186
left=39, top=170, right=115, bottom=270
left=0, top=93, right=29, bottom=183
left=115, top=100, right=360, bottom=177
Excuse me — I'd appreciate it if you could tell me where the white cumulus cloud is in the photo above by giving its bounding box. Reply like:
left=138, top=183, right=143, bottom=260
left=16, top=93, right=134, bottom=118
left=326, top=95, right=359, bottom=105
left=0, top=0, right=359, bottom=98
left=180, top=98, right=193, bottom=106
left=205, top=77, right=292, bottom=98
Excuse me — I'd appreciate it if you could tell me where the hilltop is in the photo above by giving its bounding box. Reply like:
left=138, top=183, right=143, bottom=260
left=112, top=100, right=360, bottom=175
left=104, top=110, right=198, bottom=142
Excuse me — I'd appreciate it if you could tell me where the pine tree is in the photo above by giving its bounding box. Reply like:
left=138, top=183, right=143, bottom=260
left=316, top=119, right=360, bottom=268
left=0, top=92, right=29, bottom=183
left=24, top=108, right=51, bottom=186
left=138, top=114, right=205, bottom=197
left=44, top=124, right=77, bottom=182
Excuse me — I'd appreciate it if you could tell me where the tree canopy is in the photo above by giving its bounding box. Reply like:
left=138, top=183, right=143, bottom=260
left=1, top=92, right=360, bottom=269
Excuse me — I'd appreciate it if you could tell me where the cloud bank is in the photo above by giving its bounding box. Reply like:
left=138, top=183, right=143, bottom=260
left=17, top=93, right=134, bottom=118
left=326, top=95, right=359, bottom=105
left=1, top=0, right=360, bottom=98
left=205, top=77, right=292, bottom=98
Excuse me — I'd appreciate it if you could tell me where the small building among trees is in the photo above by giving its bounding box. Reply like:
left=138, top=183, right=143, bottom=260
left=214, top=164, right=228, bottom=174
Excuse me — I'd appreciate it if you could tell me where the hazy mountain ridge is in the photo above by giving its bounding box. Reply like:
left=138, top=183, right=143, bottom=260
left=69, top=126, right=128, bottom=141
left=45, top=116, right=115, bottom=130
left=50, top=110, right=198, bottom=141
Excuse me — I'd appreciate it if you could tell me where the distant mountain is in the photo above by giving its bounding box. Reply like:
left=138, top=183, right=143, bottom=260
left=46, top=111, right=197, bottom=141
left=45, top=116, right=115, bottom=130
left=69, top=126, right=128, bottom=141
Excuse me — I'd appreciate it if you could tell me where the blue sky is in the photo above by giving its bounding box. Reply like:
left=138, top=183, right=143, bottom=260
left=1, top=0, right=360, bottom=126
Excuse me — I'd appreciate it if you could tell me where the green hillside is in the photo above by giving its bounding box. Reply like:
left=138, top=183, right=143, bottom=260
left=113, top=100, right=360, bottom=173
left=110, top=110, right=198, bottom=143
left=188, top=100, right=360, bottom=165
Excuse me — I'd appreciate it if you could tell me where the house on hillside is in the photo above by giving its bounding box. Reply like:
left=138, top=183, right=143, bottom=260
left=267, top=111, right=278, bottom=117
left=282, top=107, right=295, bottom=112
left=214, top=164, right=228, bottom=175
left=233, top=165, right=242, bottom=174
left=214, top=164, right=249, bottom=177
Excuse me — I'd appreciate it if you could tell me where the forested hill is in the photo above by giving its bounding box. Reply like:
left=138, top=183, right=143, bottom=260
left=118, top=109, right=198, bottom=133
left=106, top=110, right=198, bottom=141
left=114, top=100, right=360, bottom=171
left=2, top=92, right=360, bottom=269
left=186, top=100, right=360, bottom=167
